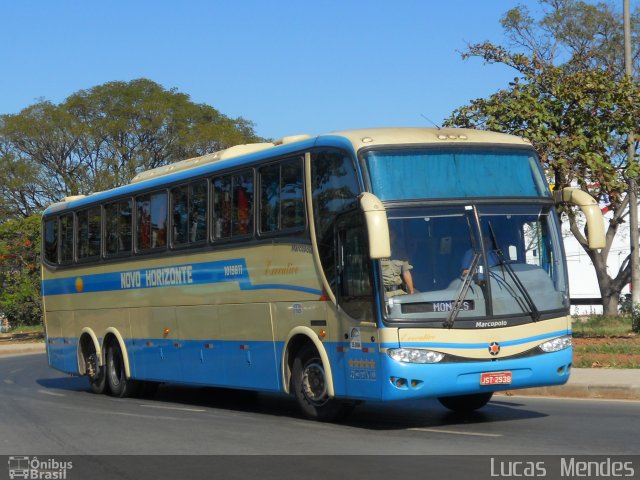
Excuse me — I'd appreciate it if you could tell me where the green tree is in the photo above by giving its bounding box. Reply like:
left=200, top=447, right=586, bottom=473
left=446, top=0, right=640, bottom=315
left=0, top=79, right=264, bottom=325
left=0, top=215, right=42, bottom=327
left=0, top=78, right=264, bottom=217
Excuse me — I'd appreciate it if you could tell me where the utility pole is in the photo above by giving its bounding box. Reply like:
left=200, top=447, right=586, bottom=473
left=624, top=0, right=640, bottom=306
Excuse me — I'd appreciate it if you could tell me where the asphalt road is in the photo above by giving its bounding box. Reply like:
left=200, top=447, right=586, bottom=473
left=1, top=353, right=639, bottom=458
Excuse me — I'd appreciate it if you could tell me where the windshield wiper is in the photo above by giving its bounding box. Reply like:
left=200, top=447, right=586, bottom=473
left=488, top=223, right=540, bottom=322
left=444, top=251, right=480, bottom=328
left=444, top=216, right=480, bottom=329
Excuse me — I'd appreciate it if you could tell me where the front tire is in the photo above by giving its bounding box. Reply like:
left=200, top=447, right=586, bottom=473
left=438, top=392, right=493, bottom=413
left=292, top=344, right=352, bottom=421
left=106, top=339, right=139, bottom=398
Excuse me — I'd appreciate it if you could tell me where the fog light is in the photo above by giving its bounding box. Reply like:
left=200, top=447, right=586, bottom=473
left=539, top=335, right=572, bottom=353
left=388, top=348, right=444, bottom=364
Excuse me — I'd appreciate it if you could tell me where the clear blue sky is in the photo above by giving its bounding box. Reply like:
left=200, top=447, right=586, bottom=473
left=0, top=0, right=614, bottom=140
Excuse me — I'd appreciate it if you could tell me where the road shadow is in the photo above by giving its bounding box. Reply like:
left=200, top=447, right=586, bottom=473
left=34, top=374, right=547, bottom=430
left=343, top=397, right=547, bottom=430
left=36, top=376, right=90, bottom=392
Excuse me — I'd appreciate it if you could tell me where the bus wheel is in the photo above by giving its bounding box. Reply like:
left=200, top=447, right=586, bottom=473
left=106, top=339, right=139, bottom=398
left=292, top=344, right=351, bottom=421
left=438, top=392, right=493, bottom=413
left=86, top=351, right=107, bottom=395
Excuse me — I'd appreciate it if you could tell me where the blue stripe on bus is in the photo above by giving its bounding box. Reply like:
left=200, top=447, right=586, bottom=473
left=41, top=258, right=322, bottom=296
left=385, top=329, right=569, bottom=350
left=47, top=334, right=573, bottom=401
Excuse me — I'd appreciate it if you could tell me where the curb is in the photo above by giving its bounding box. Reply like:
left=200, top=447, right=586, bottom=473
left=0, top=343, right=46, bottom=357
left=498, top=385, right=640, bottom=401
left=0, top=332, right=44, bottom=342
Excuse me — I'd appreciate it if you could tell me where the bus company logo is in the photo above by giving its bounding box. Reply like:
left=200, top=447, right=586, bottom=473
left=488, top=342, right=501, bottom=356
left=8, top=456, right=73, bottom=479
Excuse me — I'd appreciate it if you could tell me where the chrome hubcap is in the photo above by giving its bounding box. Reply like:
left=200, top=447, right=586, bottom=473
left=302, top=361, right=328, bottom=405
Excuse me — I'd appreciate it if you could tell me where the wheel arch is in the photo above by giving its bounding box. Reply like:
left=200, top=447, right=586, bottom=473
left=102, top=327, right=132, bottom=378
left=282, top=326, right=334, bottom=397
left=77, top=327, right=102, bottom=376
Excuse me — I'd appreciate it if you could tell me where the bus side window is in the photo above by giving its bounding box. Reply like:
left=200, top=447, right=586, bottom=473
left=212, top=170, right=253, bottom=240
left=105, top=199, right=132, bottom=256
left=311, top=149, right=360, bottom=293
left=43, top=217, right=59, bottom=264
left=233, top=171, right=253, bottom=236
left=260, top=163, right=280, bottom=233
left=190, top=181, right=207, bottom=242
left=136, top=191, right=167, bottom=251
left=172, top=181, right=208, bottom=247
left=259, top=157, right=304, bottom=234
left=213, top=176, right=232, bottom=239
left=336, top=215, right=374, bottom=320
left=77, top=206, right=101, bottom=260
left=281, top=159, right=304, bottom=230
left=59, top=213, right=74, bottom=264
left=171, top=185, right=189, bottom=246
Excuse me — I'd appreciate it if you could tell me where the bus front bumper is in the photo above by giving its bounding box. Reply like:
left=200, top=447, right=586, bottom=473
left=379, top=348, right=572, bottom=401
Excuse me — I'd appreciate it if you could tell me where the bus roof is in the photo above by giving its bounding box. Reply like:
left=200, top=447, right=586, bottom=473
left=43, top=127, right=532, bottom=214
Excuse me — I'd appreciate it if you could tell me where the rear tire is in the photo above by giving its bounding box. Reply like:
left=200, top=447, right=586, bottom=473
left=438, top=392, right=493, bottom=413
left=86, top=350, right=108, bottom=395
left=106, top=339, right=139, bottom=398
left=292, top=344, right=352, bottom=421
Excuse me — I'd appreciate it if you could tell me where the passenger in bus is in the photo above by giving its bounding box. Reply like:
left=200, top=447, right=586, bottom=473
left=461, top=235, right=500, bottom=276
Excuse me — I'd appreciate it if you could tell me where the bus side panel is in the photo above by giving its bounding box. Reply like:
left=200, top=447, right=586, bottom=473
left=44, top=310, right=65, bottom=373
left=128, top=307, right=182, bottom=382
left=218, top=303, right=280, bottom=391
left=177, top=305, right=226, bottom=386
left=52, top=310, right=79, bottom=375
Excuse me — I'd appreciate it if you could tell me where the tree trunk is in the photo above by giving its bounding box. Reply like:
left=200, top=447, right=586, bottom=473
left=601, top=292, right=620, bottom=316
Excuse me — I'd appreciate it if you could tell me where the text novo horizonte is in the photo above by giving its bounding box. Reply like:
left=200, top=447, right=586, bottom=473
left=120, top=266, right=194, bottom=289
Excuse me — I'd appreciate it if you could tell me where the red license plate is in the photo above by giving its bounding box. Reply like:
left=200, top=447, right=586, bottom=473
left=480, top=371, right=512, bottom=386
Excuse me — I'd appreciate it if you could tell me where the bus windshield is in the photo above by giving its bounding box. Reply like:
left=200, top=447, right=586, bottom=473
left=383, top=204, right=568, bottom=324
left=364, top=148, right=548, bottom=200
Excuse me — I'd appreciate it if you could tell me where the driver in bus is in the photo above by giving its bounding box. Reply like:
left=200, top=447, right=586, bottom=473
left=382, top=230, right=416, bottom=297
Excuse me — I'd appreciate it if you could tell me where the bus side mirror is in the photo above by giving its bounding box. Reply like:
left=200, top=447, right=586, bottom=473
left=359, top=192, right=391, bottom=259
left=553, top=187, right=606, bottom=250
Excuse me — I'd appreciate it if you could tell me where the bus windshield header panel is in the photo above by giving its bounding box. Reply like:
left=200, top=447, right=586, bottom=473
left=363, top=147, right=548, bottom=201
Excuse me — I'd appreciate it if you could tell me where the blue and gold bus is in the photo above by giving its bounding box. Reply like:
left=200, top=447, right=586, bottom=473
left=41, top=128, right=604, bottom=420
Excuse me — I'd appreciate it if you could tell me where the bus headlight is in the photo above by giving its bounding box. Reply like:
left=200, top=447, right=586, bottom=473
left=539, top=335, right=572, bottom=353
left=387, top=348, right=445, bottom=364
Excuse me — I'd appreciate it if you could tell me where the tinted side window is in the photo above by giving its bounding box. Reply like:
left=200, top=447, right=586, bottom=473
left=105, top=199, right=132, bottom=256
left=311, top=149, right=360, bottom=292
left=259, top=158, right=304, bottom=234
left=281, top=160, right=305, bottom=229
left=43, top=218, right=58, bottom=264
left=337, top=214, right=374, bottom=320
left=171, top=180, right=207, bottom=247
left=77, top=206, right=101, bottom=260
left=60, top=213, right=74, bottom=263
left=260, top=164, right=280, bottom=233
left=212, top=170, right=253, bottom=240
left=136, top=191, right=168, bottom=251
